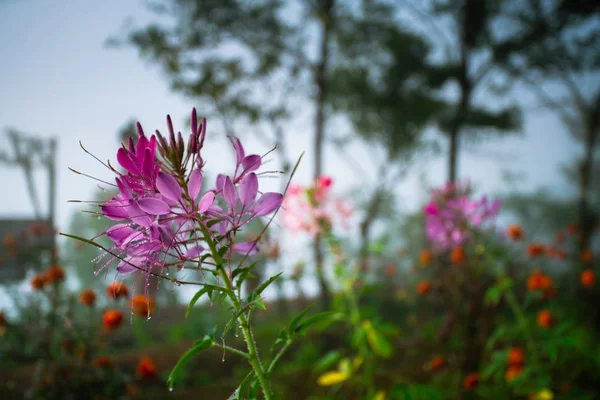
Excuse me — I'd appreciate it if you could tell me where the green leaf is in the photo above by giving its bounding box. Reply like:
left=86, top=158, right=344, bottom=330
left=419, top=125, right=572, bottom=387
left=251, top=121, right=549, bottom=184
left=294, top=311, right=342, bottom=336
left=288, top=305, right=314, bottom=334
left=229, top=371, right=254, bottom=400
left=251, top=272, right=283, bottom=300
left=314, top=350, right=343, bottom=374
left=186, top=287, right=212, bottom=319
left=167, top=336, right=213, bottom=390
left=255, top=299, right=266, bottom=311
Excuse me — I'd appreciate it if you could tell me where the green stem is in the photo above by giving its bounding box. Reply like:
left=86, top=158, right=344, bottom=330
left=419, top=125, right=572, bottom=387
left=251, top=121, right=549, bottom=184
left=212, top=343, right=250, bottom=360
left=200, top=223, right=273, bottom=399
left=267, top=339, right=292, bottom=375
left=504, top=289, right=541, bottom=369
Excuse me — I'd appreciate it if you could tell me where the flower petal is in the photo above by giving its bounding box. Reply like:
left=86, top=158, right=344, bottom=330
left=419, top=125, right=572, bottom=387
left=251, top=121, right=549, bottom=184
left=239, top=173, right=258, bottom=206
left=138, top=198, right=171, bottom=215
left=198, top=191, right=215, bottom=213
left=188, top=168, right=203, bottom=201
left=157, top=172, right=182, bottom=202
left=117, top=148, right=139, bottom=176
left=106, top=224, right=134, bottom=243
left=253, top=192, right=283, bottom=216
left=101, top=198, right=130, bottom=220
left=232, top=241, right=259, bottom=255
left=223, top=176, right=236, bottom=208
left=242, top=154, right=261, bottom=173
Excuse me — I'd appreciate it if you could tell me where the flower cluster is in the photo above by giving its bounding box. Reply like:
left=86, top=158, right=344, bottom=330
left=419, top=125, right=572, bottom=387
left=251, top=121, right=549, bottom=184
left=424, top=181, right=501, bottom=249
left=95, top=109, right=283, bottom=287
left=282, top=176, right=353, bottom=236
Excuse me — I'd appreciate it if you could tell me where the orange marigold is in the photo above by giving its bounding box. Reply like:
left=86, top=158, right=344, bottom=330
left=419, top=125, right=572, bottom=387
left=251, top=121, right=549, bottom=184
left=30, top=273, right=48, bottom=291
left=103, top=310, right=123, bottom=331
left=3, top=233, right=16, bottom=249
left=384, top=263, right=397, bottom=277
left=566, top=223, right=579, bottom=234
left=527, top=270, right=552, bottom=292
left=428, top=355, right=446, bottom=371
left=505, top=365, right=523, bottom=381
left=137, top=356, right=158, bottom=380
left=93, top=355, right=112, bottom=369
left=506, top=224, right=524, bottom=241
left=46, top=265, right=65, bottom=283
left=537, top=309, right=553, bottom=329
left=581, top=269, right=595, bottom=288
left=507, top=347, right=525, bottom=366
left=527, top=243, right=545, bottom=258
left=450, top=246, right=465, bottom=265
left=464, top=373, right=480, bottom=390
left=417, top=281, right=431, bottom=295
left=420, top=249, right=432, bottom=267
left=581, top=249, right=594, bottom=265
left=79, top=289, right=97, bottom=307
left=106, top=282, right=129, bottom=299
left=131, top=295, right=156, bottom=317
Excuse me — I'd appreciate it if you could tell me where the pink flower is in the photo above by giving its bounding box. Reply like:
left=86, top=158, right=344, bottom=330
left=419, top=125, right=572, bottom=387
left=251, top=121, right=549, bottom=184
left=92, top=109, right=283, bottom=288
left=424, top=181, right=500, bottom=249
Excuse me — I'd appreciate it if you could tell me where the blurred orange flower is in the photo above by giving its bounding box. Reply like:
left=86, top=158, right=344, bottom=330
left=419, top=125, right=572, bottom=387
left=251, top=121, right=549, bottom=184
left=103, top=310, right=123, bottom=331
left=537, top=309, right=554, bottom=329
left=581, top=269, right=595, bottom=288
left=137, top=356, right=158, bottom=380
left=527, top=270, right=553, bottom=292
left=527, top=243, right=545, bottom=258
left=428, top=355, right=446, bottom=371
left=79, top=289, right=97, bottom=307
left=106, top=282, right=129, bottom=299
left=419, top=249, right=432, bottom=267
left=384, top=263, right=397, bottom=277
left=93, top=355, right=112, bottom=369
left=464, top=373, right=479, bottom=390
left=566, top=223, right=578, bottom=234
left=46, top=265, right=65, bottom=283
left=545, top=246, right=555, bottom=257
left=581, top=249, right=594, bottom=265
left=505, top=365, right=523, bottom=381
left=506, top=224, right=524, bottom=241
left=30, top=274, right=48, bottom=291
left=131, top=295, right=155, bottom=317
left=507, top=347, right=525, bottom=366
left=450, top=246, right=465, bottom=265
left=417, top=281, right=431, bottom=295
left=3, top=233, right=16, bottom=249
left=555, top=248, right=566, bottom=260
left=554, top=231, right=565, bottom=244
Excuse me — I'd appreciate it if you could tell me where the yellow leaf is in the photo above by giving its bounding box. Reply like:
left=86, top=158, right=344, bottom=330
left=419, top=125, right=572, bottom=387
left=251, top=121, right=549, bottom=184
left=317, top=370, right=350, bottom=386
left=533, top=389, right=553, bottom=400
left=373, top=390, right=386, bottom=400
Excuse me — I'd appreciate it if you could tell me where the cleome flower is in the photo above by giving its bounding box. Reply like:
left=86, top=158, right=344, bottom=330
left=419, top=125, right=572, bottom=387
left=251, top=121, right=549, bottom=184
left=83, top=109, right=283, bottom=292
left=424, top=181, right=500, bottom=250
left=282, top=175, right=353, bottom=237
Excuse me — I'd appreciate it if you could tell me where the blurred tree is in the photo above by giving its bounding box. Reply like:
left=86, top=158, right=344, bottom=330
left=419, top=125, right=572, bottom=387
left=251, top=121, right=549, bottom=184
left=411, top=0, right=523, bottom=183
left=328, top=0, right=446, bottom=271
left=494, top=0, right=600, bottom=251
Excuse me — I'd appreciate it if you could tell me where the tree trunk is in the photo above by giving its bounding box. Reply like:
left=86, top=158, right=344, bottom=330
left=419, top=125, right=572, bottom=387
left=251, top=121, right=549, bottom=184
left=313, top=0, right=335, bottom=309
left=447, top=35, right=471, bottom=184
left=578, top=92, right=600, bottom=252
left=359, top=187, right=385, bottom=273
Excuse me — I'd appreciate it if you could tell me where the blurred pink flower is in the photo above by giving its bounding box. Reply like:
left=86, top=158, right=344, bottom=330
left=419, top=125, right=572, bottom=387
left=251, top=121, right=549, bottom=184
left=424, top=181, right=500, bottom=249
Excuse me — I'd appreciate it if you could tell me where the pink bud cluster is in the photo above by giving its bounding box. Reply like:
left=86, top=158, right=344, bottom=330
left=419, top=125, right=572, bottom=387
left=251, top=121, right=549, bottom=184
left=282, top=176, right=353, bottom=237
